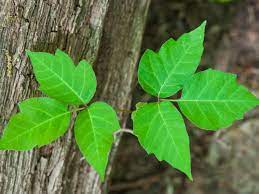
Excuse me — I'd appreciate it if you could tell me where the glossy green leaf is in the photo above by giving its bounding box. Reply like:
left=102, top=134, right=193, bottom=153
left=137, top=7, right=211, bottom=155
left=0, top=98, right=70, bottom=150
left=27, top=49, right=97, bottom=105
left=138, top=21, right=206, bottom=98
left=74, top=102, right=120, bottom=180
left=132, top=101, right=192, bottom=179
left=178, top=69, right=259, bottom=130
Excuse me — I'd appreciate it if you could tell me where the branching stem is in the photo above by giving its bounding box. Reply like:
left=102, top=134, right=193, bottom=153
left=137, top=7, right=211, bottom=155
left=70, top=107, right=86, bottom=113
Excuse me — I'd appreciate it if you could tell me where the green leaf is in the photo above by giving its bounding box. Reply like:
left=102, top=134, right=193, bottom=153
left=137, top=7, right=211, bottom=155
left=74, top=102, right=120, bottom=180
left=132, top=101, right=192, bottom=179
left=178, top=69, right=259, bottom=130
left=0, top=98, right=70, bottom=150
left=27, top=49, right=97, bottom=105
left=138, top=21, right=206, bottom=98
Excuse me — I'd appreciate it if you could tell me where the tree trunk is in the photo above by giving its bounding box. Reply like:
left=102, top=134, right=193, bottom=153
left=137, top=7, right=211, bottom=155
left=0, top=0, right=150, bottom=193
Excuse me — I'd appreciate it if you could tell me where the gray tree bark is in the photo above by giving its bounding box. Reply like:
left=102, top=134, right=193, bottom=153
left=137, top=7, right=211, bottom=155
left=0, top=0, right=150, bottom=193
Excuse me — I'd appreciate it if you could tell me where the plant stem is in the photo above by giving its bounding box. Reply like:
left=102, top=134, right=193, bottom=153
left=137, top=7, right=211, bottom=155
left=71, top=107, right=133, bottom=114
left=113, top=128, right=134, bottom=136
left=70, top=107, right=86, bottom=113
left=116, top=109, right=133, bottom=113
left=160, top=98, right=180, bottom=102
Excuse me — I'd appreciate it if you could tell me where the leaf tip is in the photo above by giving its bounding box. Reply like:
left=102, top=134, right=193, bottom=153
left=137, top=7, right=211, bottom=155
left=199, top=20, right=207, bottom=31
left=202, top=20, right=207, bottom=27
left=185, top=170, right=193, bottom=181
left=197, top=20, right=207, bottom=34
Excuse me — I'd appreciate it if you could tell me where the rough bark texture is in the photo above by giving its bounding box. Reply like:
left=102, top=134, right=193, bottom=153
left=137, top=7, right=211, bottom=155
left=0, top=0, right=150, bottom=194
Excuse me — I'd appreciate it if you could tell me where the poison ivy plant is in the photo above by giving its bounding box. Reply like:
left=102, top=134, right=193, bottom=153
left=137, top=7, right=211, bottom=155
left=138, top=21, right=206, bottom=98
left=0, top=97, right=70, bottom=150
left=74, top=102, right=120, bottom=180
left=27, top=49, right=96, bottom=105
left=132, top=101, right=192, bottom=179
left=178, top=69, right=259, bottom=130
left=1, top=21, right=258, bottom=182
left=0, top=49, right=120, bottom=180
left=133, top=21, right=259, bottom=179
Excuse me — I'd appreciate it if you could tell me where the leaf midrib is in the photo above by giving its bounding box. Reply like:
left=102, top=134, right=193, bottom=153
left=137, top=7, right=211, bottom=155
left=158, top=42, right=192, bottom=97
left=157, top=104, right=185, bottom=167
left=35, top=57, right=85, bottom=104
left=85, top=108, right=102, bottom=172
left=3, top=111, right=70, bottom=145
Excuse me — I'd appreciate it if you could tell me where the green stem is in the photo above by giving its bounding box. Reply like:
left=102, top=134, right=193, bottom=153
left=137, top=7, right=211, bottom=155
left=116, top=109, right=133, bottom=113
left=160, top=98, right=180, bottom=102
left=70, top=107, right=86, bottom=113
left=71, top=106, right=133, bottom=114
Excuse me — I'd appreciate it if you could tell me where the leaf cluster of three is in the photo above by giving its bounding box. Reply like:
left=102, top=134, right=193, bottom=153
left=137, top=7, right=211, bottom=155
left=0, top=49, right=118, bottom=180
left=134, top=21, right=259, bottom=180
left=1, top=21, right=258, bottom=181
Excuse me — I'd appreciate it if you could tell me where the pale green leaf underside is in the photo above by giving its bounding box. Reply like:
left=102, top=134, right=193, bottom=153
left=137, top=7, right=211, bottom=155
left=27, top=49, right=97, bottom=105
left=138, top=21, right=206, bottom=98
left=74, top=102, right=120, bottom=181
left=132, top=101, right=192, bottom=179
left=0, top=98, right=70, bottom=150
left=178, top=69, right=259, bottom=130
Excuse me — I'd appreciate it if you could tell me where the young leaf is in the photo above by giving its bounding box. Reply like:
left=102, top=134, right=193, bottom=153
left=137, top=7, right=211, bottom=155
left=132, top=101, right=192, bottom=179
left=178, top=69, right=259, bottom=130
left=138, top=21, right=206, bottom=98
left=0, top=98, right=70, bottom=150
left=74, top=102, right=120, bottom=180
left=27, top=49, right=97, bottom=105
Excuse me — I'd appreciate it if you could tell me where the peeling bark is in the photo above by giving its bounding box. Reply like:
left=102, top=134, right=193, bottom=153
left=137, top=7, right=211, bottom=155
left=0, top=0, right=150, bottom=193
